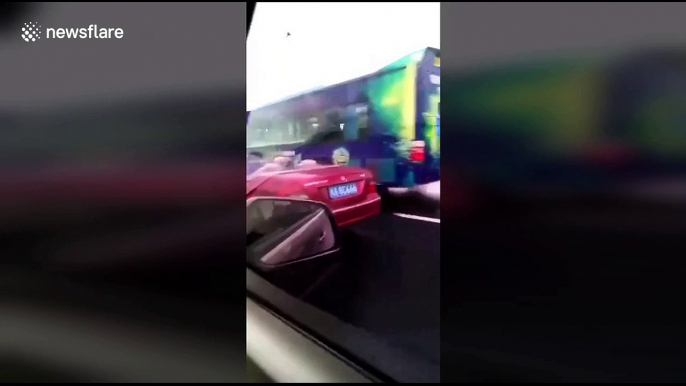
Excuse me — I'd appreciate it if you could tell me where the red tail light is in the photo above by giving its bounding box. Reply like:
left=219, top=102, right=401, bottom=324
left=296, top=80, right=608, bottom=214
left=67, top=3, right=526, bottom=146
left=410, top=146, right=426, bottom=163
left=366, top=181, right=377, bottom=194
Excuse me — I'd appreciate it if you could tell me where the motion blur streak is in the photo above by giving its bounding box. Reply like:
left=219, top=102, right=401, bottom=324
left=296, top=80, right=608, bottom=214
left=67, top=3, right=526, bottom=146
left=0, top=303, right=231, bottom=383
left=443, top=3, right=686, bottom=382
left=0, top=2, right=246, bottom=382
left=449, top=48, right=686, bottom=203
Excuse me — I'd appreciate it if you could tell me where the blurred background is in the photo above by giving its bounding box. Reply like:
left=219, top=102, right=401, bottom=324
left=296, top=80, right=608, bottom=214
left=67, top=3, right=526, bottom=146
left=442, top=3, right=686, bottom=382
left=0, top=2, right=246, bottom=382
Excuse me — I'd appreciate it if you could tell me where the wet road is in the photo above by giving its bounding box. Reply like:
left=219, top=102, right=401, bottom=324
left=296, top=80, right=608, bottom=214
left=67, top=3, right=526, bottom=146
left=301, top=194, right=441, bottom=366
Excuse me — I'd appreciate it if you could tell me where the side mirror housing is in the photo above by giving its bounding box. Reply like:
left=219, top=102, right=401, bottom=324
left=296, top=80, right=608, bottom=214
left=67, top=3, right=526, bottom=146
left=246, top=197, right=341, bottom=271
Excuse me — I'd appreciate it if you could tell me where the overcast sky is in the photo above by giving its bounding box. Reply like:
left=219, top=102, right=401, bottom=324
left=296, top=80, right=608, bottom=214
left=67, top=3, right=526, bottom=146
left=247, top=2, right=440, bottom=111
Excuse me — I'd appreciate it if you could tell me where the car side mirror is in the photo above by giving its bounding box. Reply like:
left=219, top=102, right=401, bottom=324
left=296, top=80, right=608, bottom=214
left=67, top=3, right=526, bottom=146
left=246, top=197, right=341, bottom=271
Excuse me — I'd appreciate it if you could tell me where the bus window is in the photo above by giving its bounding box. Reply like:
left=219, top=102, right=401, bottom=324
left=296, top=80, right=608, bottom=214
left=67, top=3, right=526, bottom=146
left=322, top=129, right=344, bottom=144
left=304, top=117, right=319, bottom=139
left=356, top=104, right=370, bottom=140
left=341, top=104, right=369, bottom=142
left=324, top=109, right=345, bottom=132
left=304, top=131, right=326, bottom=146
left=304, top=128, right=343, bottom=146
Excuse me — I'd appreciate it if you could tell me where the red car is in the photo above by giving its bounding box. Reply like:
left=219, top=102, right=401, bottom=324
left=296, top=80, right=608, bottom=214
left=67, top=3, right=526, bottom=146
left=247, top=162, right=381, bottom=227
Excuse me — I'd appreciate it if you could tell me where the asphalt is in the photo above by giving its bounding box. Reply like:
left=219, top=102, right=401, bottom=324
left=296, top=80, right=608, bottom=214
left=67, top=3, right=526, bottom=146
left=380, top=188, right=441, bottom=219
left=300, top=194, right=441, bottom=367
left=294, top=191, right=686, bottom=381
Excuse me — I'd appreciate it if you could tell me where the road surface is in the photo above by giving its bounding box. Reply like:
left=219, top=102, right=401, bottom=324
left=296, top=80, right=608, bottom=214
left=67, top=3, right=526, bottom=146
left=301, top=194, right=441, bottom=366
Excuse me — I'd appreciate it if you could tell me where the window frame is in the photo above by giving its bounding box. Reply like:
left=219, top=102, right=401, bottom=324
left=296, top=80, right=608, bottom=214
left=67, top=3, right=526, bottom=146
left=246, top=266, right=440, bottom=383
left=247, top=7, right=439, bottom=383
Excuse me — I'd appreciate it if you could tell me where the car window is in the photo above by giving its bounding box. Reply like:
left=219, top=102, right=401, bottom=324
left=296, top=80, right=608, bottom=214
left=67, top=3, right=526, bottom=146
left=247, top=3, right=440, bottom=383
left=247, top=199, right=319, bottom=246
left=303, top=129, right=342, bottom=146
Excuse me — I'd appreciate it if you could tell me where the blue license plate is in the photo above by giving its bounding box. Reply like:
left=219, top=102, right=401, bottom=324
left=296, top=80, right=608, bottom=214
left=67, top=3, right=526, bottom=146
left=329, top=182, right=358, bottom=199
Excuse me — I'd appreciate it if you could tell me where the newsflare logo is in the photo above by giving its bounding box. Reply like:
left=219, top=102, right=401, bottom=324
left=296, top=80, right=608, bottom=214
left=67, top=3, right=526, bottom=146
left=22, top=22, right=41, bottom=42
left=22, top=22, right=124, bottom=43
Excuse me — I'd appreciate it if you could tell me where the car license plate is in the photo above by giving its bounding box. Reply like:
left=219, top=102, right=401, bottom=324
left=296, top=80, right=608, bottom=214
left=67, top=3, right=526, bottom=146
left=329, top=183, right=358, bottom=199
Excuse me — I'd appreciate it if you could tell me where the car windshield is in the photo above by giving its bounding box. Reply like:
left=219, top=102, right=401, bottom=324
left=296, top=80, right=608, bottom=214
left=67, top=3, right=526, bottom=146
left=247, top=2, right=440, bottom=383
